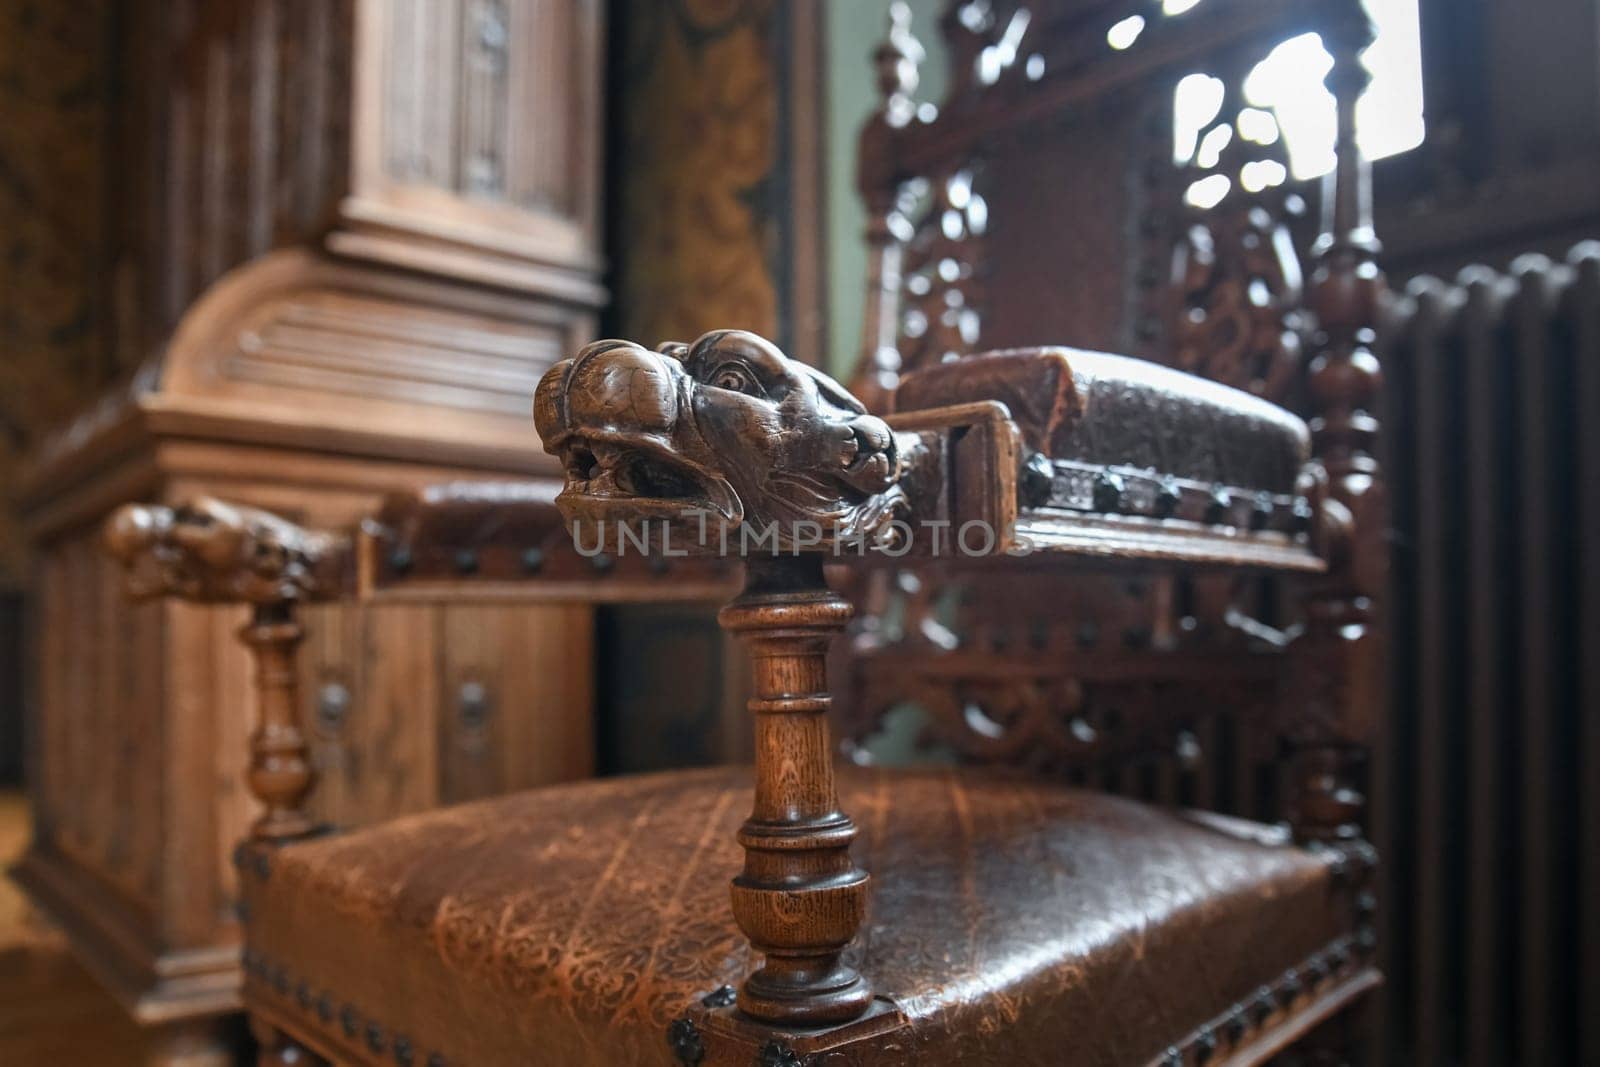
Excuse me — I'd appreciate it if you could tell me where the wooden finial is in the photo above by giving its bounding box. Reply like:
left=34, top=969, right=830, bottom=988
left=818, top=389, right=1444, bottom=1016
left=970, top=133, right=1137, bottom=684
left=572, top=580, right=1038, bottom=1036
left=104, top=498, right=347, bottom=841
left=1307, top=10, right=1383, bottom=490
left=537, top=331, right=912, bottom=1025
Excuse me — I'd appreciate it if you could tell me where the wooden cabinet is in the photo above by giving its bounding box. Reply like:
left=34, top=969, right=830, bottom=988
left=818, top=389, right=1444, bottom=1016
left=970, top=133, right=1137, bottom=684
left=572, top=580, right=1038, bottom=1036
left=9, top=1, right=607, bottom=1060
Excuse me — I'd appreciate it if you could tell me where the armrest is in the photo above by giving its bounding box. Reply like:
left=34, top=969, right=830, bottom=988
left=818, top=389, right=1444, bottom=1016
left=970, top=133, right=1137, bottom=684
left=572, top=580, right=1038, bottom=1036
left=103, top=498, right=348, bottom=842
left=103, top=497, right=350, bottom=605
left=889, top=348, right=1326, bottom=572
left=358, top=479, right=739, bottom=602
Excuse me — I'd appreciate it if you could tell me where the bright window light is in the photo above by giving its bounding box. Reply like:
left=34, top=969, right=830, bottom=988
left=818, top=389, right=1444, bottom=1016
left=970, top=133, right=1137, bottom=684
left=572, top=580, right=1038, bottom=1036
left=1240, top=158, right=1288, bottom=192
left=1185, top=173, right=1232, bottom=209
left=1107, top=15, right=1146, bottom=51
left=1236, top=107, right=1281, bottom=145
left=1173, top=73, right=1225, bottom=164
left=1174, top=0, right=1424, bottom=180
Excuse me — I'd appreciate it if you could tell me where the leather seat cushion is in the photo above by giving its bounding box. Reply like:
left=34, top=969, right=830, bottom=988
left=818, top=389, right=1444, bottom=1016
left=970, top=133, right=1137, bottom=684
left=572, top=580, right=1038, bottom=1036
left=895, top=347, right=1311, bottom=493
left=242, top=766, right=1350, bottom=1066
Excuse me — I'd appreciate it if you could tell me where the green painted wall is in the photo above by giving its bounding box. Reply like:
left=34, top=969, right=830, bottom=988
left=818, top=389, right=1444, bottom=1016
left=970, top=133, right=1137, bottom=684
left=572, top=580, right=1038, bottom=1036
left=823, top=0, right=946, bottom=376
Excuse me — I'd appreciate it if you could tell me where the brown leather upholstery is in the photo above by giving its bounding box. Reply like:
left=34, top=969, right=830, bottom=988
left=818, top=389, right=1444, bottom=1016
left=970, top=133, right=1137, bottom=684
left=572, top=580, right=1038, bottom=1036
left=241, top=766, right=1357, bottom=1066
left=896, top=348, right=1311, bottom=494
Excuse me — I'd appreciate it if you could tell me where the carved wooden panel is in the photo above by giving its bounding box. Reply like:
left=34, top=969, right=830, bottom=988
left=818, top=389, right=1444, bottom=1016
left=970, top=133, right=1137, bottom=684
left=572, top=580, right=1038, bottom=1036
left=437, top=604, right=594, bottom=802
left=347, top=0, right=603, bottom=282
left=383, top=0, right=582, bottom=215
left=847, top=0, right=1353, bottom=397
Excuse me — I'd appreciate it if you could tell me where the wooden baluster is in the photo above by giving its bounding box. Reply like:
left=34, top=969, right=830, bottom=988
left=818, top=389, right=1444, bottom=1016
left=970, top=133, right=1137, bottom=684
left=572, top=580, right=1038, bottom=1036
left=1290, top=5, right=1386, bottom=848
left=720, top=554, right=873, bottom=1025
left=240, top=601, right=316, bottom=841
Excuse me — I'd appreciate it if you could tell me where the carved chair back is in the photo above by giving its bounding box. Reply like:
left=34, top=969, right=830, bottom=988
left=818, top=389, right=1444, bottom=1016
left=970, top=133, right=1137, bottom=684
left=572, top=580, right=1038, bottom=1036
left=852, top=0, right=1351, bottom=404
left=840, top=0, right=1385, bottom=834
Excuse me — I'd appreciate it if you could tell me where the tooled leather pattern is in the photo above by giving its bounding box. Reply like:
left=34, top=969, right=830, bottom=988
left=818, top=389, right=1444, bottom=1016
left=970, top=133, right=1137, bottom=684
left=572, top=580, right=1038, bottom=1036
left=245, top=766, right=1348, bottom=1066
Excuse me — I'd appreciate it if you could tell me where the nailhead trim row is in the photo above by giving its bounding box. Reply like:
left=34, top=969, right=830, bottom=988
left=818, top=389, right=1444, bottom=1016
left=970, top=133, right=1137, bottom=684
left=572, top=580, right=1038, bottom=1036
left=1038, top=458, right=1311, bottom=535
left=243, top=948, right=447, bottom=1067
left=1152, top=931, right=1376, bottom=1067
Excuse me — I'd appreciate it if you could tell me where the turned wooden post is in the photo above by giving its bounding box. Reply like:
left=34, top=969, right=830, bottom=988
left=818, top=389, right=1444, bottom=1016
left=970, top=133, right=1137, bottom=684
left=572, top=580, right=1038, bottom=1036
left=240, top=601, right=316, bottom=841
left=104, top=497, right=347, bottom=843
left=1289, top=6, right=1387, bottom=846
left=720, top=554, right=873, bottom=1025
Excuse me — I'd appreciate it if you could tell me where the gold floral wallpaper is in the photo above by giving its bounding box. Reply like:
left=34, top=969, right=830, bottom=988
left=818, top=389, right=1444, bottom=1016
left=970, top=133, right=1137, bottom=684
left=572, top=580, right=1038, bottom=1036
left=612, top=0, right=783, bottom=348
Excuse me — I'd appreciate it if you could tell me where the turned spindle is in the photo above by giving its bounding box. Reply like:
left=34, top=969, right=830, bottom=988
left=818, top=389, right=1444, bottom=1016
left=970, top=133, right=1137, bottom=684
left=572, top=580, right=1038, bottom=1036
left=1290, top=7, right=1386, bottom=846
left=720, top=554, right=873, bottom=1025
left=241, top=601, right=316, bottom=841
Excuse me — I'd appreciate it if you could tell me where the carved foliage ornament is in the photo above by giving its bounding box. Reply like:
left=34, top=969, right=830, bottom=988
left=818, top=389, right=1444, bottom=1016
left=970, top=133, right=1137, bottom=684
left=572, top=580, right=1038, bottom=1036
left=103, top=497, right=346, bottom=605
left=534, top=330, right=910, bottom=551
left=1170, top=82, right=1305, bottom=402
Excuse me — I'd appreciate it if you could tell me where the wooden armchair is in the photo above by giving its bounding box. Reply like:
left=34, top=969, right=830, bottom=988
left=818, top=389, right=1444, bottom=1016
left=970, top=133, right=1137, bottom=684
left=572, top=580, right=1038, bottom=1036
left=100, top=4, right=1387, bottom=1063
left=105, top=320, right=1378, bottom=1065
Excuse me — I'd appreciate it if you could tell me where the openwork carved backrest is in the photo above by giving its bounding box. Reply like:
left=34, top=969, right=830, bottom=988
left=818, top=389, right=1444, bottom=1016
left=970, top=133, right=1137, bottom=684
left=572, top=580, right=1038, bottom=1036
left=850, top=0, right=1366, bottom=412
left=842, top=0, right=1385, bottom=828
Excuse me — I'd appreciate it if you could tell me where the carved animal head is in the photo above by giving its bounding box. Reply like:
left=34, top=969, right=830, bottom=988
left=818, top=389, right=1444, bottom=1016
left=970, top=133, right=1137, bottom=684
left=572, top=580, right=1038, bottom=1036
left=103, top=497, right=345, bottom=605
left=534, top=330, right=907, bottom=550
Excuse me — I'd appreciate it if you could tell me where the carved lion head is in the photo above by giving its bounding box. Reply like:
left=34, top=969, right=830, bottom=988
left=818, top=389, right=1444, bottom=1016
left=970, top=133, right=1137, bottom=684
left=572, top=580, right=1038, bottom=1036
left=534, top=330, right=906, bottom=550
left=103, top=497, right=344, bottom=605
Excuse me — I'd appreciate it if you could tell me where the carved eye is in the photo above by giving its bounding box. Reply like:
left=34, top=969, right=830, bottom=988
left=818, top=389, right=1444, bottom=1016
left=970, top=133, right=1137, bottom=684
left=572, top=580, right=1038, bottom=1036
left=709, top=362, right=762, bottom=396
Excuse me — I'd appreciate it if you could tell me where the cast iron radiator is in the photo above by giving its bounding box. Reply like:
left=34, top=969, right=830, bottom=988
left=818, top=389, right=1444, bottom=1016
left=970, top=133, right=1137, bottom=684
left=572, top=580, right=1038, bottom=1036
left=1382, top=241, right=1600, bottom=1066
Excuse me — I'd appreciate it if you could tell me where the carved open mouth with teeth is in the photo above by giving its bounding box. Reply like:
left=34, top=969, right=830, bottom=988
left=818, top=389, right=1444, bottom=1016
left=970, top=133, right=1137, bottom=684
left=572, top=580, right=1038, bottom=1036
left=533, top=330, right=908, bottom=551
left=556, top=436, right=743, bottom=523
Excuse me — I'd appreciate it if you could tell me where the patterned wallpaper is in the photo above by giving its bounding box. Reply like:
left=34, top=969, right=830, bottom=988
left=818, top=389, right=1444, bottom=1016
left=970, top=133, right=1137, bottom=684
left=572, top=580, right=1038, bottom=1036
left=0, top=0, right=116, bottom=579
left=611, top=0, right=785, bottom=350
